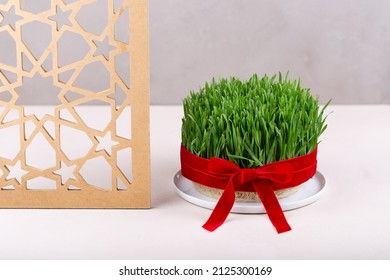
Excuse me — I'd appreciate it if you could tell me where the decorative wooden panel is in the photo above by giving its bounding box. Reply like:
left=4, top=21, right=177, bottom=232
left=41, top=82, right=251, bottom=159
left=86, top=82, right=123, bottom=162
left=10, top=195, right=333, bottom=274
left=0, top=0, right=150, bottom=208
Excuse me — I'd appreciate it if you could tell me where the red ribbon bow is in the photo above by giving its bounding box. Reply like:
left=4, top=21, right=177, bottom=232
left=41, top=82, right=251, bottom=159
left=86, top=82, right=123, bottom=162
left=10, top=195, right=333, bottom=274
left=205, top=158, right=294, bottom=233
left=180, top=144, right=317, bottom=233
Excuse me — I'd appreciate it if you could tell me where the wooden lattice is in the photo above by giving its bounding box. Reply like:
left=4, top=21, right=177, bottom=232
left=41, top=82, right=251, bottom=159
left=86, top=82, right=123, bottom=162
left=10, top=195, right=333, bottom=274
left=0, top=0, right=150, bottom=208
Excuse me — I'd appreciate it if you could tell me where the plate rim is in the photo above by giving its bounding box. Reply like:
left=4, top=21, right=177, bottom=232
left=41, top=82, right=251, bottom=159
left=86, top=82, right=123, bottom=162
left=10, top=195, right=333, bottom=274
left=173, top=170, right=326, bottom=214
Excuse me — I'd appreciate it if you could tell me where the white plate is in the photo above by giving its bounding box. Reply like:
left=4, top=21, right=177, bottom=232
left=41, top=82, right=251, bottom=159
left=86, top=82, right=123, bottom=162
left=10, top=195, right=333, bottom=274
left=173, top=170, right=326, bottom=214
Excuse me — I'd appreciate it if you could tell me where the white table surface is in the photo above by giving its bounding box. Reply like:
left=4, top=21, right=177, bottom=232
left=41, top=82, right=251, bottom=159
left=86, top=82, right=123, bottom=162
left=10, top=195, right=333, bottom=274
left=0, top=105, right=389, bottom=260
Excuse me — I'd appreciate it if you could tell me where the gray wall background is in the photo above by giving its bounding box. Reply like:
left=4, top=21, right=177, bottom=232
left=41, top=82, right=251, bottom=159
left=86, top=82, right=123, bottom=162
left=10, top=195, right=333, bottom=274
left=2, top=0, right=390, bottom=105
left=150, top=0, right=390, bottom=105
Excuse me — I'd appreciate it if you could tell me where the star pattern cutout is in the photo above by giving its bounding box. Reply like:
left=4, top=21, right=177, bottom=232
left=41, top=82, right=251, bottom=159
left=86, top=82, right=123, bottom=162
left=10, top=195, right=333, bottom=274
left=15, top=73, right=62, bottom=105
left=6, top=161, right=28, bottom=184
left=49, top=6, right=72, bottom=31
left=54, top=161, right=77, bottom=184
left=15, top=73, right=62, bottom=119
left=93, top=36, right=116, bottom=60
left=96, top=131, right=119, bottom=155
left=0, top=1, right=140, bottom=200
left=0, top=5, right=23, bottom=30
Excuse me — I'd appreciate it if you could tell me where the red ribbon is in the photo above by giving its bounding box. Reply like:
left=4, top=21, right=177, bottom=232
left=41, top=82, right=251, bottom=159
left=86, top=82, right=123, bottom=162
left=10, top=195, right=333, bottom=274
left=180, top=144, right=317, bottom=233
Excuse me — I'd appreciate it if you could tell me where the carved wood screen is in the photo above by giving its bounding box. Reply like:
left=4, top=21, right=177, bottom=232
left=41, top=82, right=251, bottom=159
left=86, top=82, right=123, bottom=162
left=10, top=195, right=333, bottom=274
left=0, top=0, right=150, bottom=208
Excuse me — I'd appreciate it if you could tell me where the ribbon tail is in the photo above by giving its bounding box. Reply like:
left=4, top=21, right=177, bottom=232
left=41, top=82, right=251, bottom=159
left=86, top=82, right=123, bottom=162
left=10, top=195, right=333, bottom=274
left=202, top=179, right=236, bottom=232
left=253, top=182, right=292, bottom=234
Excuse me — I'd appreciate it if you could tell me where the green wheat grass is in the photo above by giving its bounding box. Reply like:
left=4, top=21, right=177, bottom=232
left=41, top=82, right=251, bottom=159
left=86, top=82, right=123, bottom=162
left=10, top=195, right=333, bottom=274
left=182, top=73, right=330, bottom=168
